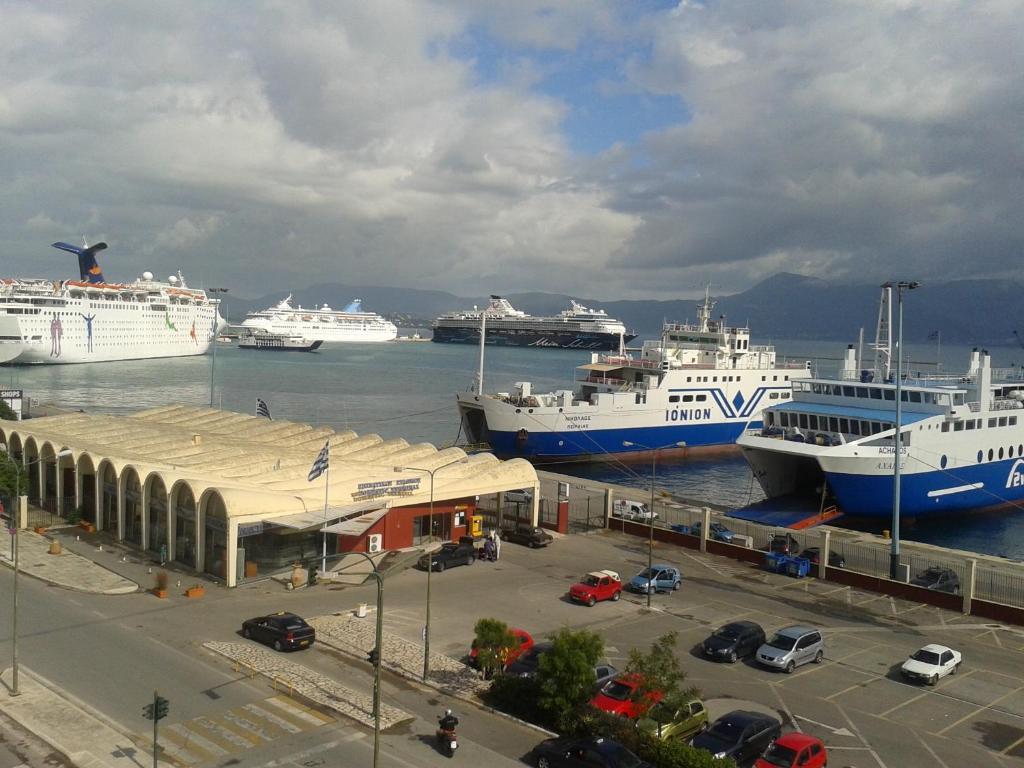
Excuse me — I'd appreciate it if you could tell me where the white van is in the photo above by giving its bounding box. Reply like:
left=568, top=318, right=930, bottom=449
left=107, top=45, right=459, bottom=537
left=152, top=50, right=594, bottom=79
left=612, top=499, right=656, bottom=521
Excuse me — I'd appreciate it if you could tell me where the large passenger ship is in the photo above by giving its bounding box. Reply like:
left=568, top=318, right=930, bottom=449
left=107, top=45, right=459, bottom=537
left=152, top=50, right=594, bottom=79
left=0, top=241, right=225, bottom=365
left=240, top=296, right=397, bottom=343
left=432, top=296, right=634, bottom=350
left=457, top=293, right=810, bottom=460
left=738, top=288, right=1024, bottom=518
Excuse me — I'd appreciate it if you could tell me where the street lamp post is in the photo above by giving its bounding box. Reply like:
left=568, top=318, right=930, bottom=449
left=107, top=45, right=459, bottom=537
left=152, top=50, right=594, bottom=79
left=622, top=440, right=685, bottom=608
left=885, top=280, right=919, bottom=581
left=0, top=446, right=21, bottom=696
left=207, top=288, right=228, bottom=408
left=394, top=457, right=468, bottom=682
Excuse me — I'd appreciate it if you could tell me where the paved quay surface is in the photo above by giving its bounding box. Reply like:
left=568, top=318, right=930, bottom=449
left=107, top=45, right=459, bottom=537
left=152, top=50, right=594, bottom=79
left=0, top=529, right=137, bottom=596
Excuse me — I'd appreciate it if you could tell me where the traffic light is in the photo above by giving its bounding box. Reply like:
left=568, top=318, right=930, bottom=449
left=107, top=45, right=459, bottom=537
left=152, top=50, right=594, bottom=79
left=308, top=565, right=318, bottom=586
left=143, top=703, right=154, bottom=720
left=155, top=696, right=169, bottom=720
left=367, top=646, right=379, bottom=665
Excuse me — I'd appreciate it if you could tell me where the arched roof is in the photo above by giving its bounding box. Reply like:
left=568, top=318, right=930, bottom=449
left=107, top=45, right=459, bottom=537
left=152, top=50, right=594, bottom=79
left=4, top=406, right=538, bottom=522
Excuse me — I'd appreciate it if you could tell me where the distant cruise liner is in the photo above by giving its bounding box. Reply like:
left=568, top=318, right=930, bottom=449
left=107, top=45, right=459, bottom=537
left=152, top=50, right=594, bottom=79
left=432, top=296, right=635, bottom=350
left=240, top=296, right=397, bottom=343
left=0, top=241, right=225, bottom=365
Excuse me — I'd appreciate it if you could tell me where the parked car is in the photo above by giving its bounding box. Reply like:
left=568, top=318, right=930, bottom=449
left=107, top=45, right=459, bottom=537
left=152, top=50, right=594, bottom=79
left=628, top=564, right=682, bottom=594
left=691, top=710, right=782, bottom=763
left=690, top=520, right=737, bottom=543
left=470, top=627, right=534, bottom=670
left=768, top=533, right=800, bottom=556
left=569, top=570, right=622, bottom=606
left=241, top=612, right=315, bottom=652
left=417, top=537, right=477, bottom=571
left=754, top=733, right=828, bottom=768
left=798, top=547, right=845, bottom=569
left=612, top=499, right=657, bottom=522
left=756, top=625, right=824, bottom=673
left=637, top=698, right=708, bottom=741
left=529, top=736, right=653, bottom=768
left=506, top=642, right=618, bottom=689
left=505, top=488, right=535, bottom=504
left=502, top=526, right=553, bottom=548
left=702, top=621, right=767, bottom=663
left=910, top=566, right=961, bottom=594
left=900, top=643, right=962, bottom=685
left=590, top=674, right=662, bottom=719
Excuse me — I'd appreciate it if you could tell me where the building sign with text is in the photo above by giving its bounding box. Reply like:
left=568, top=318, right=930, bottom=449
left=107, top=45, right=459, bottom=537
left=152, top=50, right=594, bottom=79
left=351, top=477, right=422, bottom=501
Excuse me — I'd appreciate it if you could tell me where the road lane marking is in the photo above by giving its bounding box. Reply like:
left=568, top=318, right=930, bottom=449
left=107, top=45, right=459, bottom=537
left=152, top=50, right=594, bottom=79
left=915, top=732, right=951, bottom=768
left=769, top=684, right=800, bottom=731
left=825, top=677, right=883, bottom=701
left=879, top=691, right=928, bottom=718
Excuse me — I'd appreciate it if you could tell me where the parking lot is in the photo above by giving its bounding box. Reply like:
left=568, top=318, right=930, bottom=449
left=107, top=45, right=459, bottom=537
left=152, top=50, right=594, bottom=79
left=349, top=529, right=1024, bottom=766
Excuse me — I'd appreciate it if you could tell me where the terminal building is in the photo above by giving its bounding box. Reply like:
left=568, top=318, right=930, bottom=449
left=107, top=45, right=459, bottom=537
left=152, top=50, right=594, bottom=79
left=0, top=405, right=539, bottom=587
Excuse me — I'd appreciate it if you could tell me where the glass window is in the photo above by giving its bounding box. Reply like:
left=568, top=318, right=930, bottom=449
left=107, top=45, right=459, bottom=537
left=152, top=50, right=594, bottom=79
left=941, top=422, right=949, bottom=433
left=977, top=450, right=983, bottom=463
left=988, top=449, right=994, bottom=461
left=843, top=386, right=855, bottom=397
left=871, top=388, right=882, bottom=399
left=884, top=389, right=895, bottom=400
left=669, top=395, right=680, bottom=403
left=954, top=421, right=964, bottom=432
left=966, top=421, right=976, bottom=430
left=808, top=415, right=819, bottom=430
left=696, top=394, right=707, bottom=402
left=940, top=455, right=948, bottom=469
left=799, top=414, right=809, bottom=429
left=828, top=417, right=840, bottom=432
left=989, top=418, right=997, bottom=428
left=999, top=417, right=1008, bottom=427
left=909, top=391, right=921, bottom=403
left=840, top=418, right=850, bottom=433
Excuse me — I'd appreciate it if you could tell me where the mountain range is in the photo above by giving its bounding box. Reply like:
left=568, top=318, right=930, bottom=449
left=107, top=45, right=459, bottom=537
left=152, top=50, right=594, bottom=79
left=225, top=273, right=1024, bottom=346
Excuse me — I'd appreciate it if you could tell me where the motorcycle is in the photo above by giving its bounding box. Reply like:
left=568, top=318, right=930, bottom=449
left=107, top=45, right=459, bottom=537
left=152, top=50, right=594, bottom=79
left=436, top=714, right=459, bottom=757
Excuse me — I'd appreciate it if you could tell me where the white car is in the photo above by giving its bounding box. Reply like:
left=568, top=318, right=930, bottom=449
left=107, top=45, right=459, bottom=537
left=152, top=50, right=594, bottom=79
left=504, top=488, right=534, bottom=504
left=900, top=644, right=962, bottom=685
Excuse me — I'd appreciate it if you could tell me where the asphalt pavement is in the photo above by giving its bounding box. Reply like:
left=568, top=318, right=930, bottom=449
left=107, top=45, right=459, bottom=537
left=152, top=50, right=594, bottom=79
left=3, top=524, right=1024, bottom=767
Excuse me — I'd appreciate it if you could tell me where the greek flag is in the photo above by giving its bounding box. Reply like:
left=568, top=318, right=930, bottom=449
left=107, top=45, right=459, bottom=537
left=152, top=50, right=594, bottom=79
left=256, top=398, right=272, bottom=420
left=308, top=440, right=329, bottom=482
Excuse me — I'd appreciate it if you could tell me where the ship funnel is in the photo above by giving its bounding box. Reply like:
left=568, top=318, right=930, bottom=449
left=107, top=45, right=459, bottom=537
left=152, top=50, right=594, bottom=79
left=52, top=240, right=107, bottom=283
left=840, top=344, right=858, bottom=380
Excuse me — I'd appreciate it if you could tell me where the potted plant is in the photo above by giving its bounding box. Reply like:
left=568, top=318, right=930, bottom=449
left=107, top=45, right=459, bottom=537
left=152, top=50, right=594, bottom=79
left=185, top=583, right=205, bottom=599
left=152, top=570, right=169, bottom=599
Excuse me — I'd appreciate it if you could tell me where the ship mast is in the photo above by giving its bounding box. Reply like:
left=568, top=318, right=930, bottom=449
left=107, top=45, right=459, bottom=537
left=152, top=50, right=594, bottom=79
left=872, top=285, right=893, bottom=380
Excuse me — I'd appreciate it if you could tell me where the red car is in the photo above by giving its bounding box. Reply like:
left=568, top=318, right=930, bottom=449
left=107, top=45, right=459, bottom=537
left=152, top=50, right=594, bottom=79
left=755, top=733, right=828, bottom=768
left=569, top=570, right=622, bottom=606
left=590, top=673, right=663, bottom=719
left=469, top=627, right=534, bottom=670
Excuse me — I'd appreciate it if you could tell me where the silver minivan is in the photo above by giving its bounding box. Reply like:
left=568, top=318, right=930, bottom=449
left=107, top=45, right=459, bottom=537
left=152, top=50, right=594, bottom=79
left=756, top=625, right=824, bottom=673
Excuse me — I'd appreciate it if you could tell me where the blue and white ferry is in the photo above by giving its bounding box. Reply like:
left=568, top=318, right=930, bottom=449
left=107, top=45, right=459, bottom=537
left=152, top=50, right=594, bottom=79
left=456, top=293, right=811, bottom=461
left=739, top=338, right=1024, bottom=519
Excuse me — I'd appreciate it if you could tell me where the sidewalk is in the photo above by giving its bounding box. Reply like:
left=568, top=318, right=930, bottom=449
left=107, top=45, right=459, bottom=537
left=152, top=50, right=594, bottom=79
left=0, top=528, right=137, bottom=595
left=0, top=667, right=168, bottom=768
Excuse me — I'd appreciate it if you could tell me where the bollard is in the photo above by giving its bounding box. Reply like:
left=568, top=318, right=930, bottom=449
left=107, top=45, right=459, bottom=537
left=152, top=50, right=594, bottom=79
left=883, top=529, right=890, bottom=539
left=356, top=602, right=368, bottom=618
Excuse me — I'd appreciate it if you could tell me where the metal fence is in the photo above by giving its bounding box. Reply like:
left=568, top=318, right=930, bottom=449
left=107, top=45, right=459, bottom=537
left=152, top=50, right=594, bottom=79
left=974, top=566, right=1024, bottom=606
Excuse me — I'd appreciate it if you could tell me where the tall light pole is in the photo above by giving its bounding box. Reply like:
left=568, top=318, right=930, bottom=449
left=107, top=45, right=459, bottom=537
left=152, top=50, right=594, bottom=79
left=0, top=446, right=22, bottom=695
left=207, top=288, right=228, bottom=408
left=394, top=457, right=467, bottom=682
left=885, top=281, right=919, bottom=581
left=622, top=440, right=685, bottom=608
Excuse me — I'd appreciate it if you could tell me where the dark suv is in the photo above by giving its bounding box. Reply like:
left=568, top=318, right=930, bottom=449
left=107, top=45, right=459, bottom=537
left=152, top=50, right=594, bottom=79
left=702, top=621, right=767, bottom=663
left=910, top=566, right=960, bottom=594
left=241, top=612, right=316, bottom=652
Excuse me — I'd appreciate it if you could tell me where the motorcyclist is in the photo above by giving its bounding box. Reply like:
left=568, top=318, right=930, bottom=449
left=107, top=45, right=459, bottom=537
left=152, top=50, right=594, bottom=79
left=438, top=708, right=459, bottom=732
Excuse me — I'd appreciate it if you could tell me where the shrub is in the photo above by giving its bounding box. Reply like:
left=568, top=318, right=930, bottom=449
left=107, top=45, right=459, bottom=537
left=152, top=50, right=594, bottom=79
left=483, top=674, right=541, bottom=723
left=472, top=618, right=517, bottom=679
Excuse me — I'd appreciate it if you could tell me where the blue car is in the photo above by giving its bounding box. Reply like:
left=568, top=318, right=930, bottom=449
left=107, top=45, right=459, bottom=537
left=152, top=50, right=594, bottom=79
left=690, top=521, right=736, bottom=543
left=628, top=564, right=682, bottom=594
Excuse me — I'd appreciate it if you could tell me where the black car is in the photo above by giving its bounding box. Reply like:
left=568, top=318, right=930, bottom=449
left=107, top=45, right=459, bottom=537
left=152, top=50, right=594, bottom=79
left=241, top=612, right=316, bottom=652
left=702, top=621, right=767, bottom=663
left=691, top=710, right=781, bottom=763
left=910, top=566, right=960, bottom=594
left=768, top=533, right=800, bottom=555
left=530, top=736, right=652, bottom=768
left=798, top=547, right=846, bottom=569
left=507, top=643, right=619, bottom=689
left=417, top=537, right=477, bottom=571
left=502, top=526, right=554, bottom=548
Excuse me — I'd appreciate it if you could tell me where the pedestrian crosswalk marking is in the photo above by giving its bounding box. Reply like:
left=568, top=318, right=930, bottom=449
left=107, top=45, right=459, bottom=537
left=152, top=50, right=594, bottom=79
left=146, top=695, right=334, bottom=766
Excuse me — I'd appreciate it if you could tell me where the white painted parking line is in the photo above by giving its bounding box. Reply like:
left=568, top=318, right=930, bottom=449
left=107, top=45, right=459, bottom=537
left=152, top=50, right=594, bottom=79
left=770, top=684, right=800, bottom=732
left=915, top=734, right=951, bottom=768
left=835, top=705, right=890, bottom=768
left=936, top=684, right=1024, bottom=736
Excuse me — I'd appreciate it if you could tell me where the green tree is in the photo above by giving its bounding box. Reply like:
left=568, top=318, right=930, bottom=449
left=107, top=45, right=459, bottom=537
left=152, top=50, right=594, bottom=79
left=625, top=632, right=696, bottom=717
left=472, top=618, right=516, bottom=679
left=0, top=400, right=16, bottom=420
left=536, top=626, right=605, bottom=731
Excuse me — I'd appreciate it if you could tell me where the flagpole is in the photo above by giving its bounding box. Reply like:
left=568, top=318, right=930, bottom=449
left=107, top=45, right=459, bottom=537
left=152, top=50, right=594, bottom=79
left=936, top=331, right=941, bottom=373
left=321, top=442, right=330, bottom=573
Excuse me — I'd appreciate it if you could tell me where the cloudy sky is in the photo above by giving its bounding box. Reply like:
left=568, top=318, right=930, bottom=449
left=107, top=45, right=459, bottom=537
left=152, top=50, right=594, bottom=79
left=1, top=1, right=1019, bottom=300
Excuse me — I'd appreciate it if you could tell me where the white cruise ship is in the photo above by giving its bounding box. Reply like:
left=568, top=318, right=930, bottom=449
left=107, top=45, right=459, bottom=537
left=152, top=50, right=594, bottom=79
left=240, top=296, right=397, bottom=343
left=0, top=241, right=225, bottom=365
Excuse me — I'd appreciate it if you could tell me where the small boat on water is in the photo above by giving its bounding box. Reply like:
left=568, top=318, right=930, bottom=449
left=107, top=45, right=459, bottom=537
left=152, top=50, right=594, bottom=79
left=237, top=329, right=322, bottom=352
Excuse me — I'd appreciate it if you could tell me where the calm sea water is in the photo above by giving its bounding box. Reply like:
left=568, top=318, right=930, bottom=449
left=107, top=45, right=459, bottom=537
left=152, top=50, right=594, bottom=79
left=6, top=337, right=1024, bottom=558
